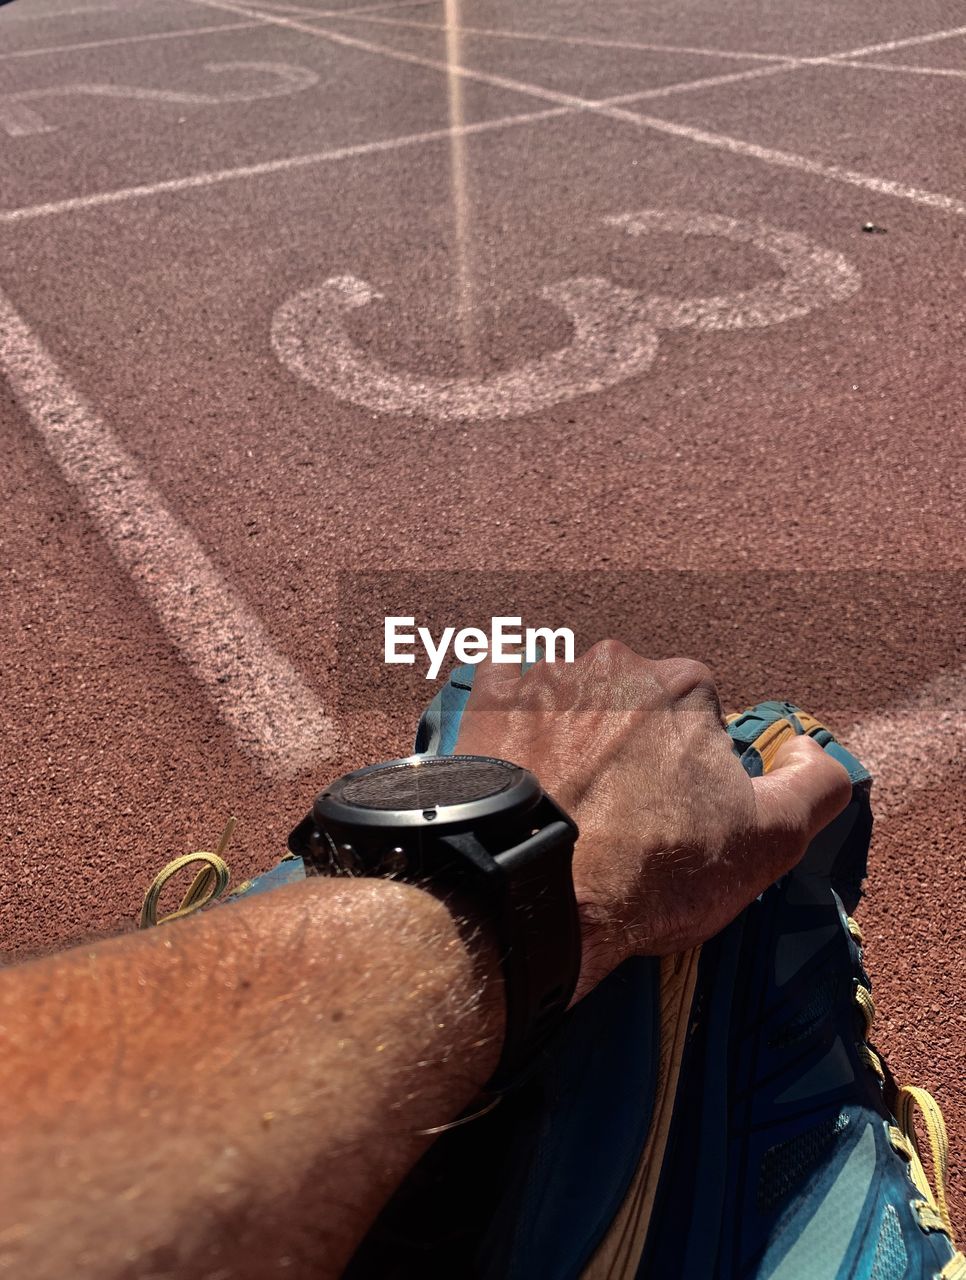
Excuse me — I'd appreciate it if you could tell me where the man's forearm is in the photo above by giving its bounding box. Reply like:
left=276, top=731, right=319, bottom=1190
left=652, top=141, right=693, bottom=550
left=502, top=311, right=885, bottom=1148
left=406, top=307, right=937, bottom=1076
left=0, top=878, right=503, bottom=1279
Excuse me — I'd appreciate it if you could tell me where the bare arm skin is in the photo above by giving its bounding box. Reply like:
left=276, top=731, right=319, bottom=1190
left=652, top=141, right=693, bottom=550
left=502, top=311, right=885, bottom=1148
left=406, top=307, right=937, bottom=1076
left=0, top=642, right=852, bottom=1278
left=0, top=878, right=504, bottom=1280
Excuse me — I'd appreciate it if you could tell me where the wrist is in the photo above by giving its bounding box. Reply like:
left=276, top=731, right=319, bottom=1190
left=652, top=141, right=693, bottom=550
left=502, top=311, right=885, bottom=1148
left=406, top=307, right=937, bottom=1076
left=571, top=848, right=641, bottom=999
left=407, top=877, right=508, bottom=1083
left=304, top=875, right=506, bottom=1096
left=572, top=900, right=624, bottom=1001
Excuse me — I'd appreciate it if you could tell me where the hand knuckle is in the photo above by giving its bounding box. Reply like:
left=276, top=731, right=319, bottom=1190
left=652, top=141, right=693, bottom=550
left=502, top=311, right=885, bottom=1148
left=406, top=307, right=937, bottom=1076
left=657, top=656, right=715, bottom=699
left=586, top=637, right=631, bottom=663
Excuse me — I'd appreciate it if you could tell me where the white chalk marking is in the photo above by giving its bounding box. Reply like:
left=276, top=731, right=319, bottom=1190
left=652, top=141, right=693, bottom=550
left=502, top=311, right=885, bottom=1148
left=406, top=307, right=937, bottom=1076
left=827, top=25, right=966, bottom=59
left=340, top=9, right=966, bottom=67
left=0, top=62, right=319, bottom=137
left=1, top=103, right=57, bottom=138
left=844, top=667, right=966, bottom=816
left=330, top=6, right=966, bottom=115
left=612, top=209, right=860, bottom=330
left=604, top=61, right=801, bottom=103
left=341, top=12, right=966, bottom=87
left=190, top=0, right=966, bottom=218
left=0, top=0, right=427, bottom=18
left=603, top=105, right=966, bottom=216
left=0, top=1, right=148, bottom=20
left=0, top=22, right=262, bottom=62
left=257, top=0, right=445, bottom=17
left=0, top=286, right=335, bottom=775
left=0, top=105, right=569, bottom=222
left=818, top=58, right=966, bottom=80
left=264, top=2, right=800, bottom=63
left=271, top=273, right=660, bottom=420
left=271, top=210, right=858, bottom=420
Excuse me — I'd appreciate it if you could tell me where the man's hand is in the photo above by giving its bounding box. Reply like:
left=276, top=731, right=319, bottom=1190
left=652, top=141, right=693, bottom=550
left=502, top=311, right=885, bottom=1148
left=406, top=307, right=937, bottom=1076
left=455, top=641, right=852, bottom=997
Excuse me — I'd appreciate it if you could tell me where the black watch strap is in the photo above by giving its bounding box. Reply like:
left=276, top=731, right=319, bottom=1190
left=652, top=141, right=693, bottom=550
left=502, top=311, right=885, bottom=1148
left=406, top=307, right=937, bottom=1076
left=486, top=815, right=582, bottom=1091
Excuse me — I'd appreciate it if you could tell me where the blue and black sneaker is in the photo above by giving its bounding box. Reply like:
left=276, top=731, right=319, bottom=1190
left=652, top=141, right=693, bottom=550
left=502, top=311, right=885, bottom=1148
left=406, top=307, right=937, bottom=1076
left=408, top=682, right=964, bottom=1279
left=608, top=703, right=965, bottom=1280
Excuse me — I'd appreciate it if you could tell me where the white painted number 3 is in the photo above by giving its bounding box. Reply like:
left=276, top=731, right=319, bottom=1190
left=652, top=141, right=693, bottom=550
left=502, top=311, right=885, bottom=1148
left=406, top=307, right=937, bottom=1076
left=271, top=209, right=861, bottom=421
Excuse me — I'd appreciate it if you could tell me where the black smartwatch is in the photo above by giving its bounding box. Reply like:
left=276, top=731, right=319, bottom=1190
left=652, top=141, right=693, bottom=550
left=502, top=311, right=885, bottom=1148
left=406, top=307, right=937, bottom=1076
left=287, top=754, right=581, bottom=1090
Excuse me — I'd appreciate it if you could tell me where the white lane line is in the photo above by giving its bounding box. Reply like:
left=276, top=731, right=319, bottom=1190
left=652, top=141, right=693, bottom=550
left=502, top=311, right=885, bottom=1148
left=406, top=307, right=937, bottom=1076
left=322, top=7, right=966, bottom=73
left=843, top=667, right=966, bottom=816
left=328, top=14, right=966, bottom=64
left=0, top=1, right=141, bottom=20
left=0, top=0, right=433, bottom=39
left=603, top=61, right=799, bottom=103
left=0, top=286, right=335, bottom=775
left=254, top=0, right=442, bottom=17
left=188, top=0, right=966, bottom=218
left=828, top=25, right=966, bottom=59
left=602, top=106, right=966, bottom=216
left=320, top=0, right=443, bottom=13
left=819, top=58, right=966, bottom=80
left=339, top=12, right=966, bottom=85
left=263, top=1, right=799, bottom=63
left=346, top=32, right=797, bottom=109
left=0, top=21, right=261, bottom=62
left=334, top=9, right=966, bottom=90
left=0, top=106, right=569, bottom=223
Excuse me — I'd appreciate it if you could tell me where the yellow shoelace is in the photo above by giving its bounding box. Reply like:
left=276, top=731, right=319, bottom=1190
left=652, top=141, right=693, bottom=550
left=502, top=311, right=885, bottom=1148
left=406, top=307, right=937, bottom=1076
left=139, top=818, right=236, bottom=928
left=847, top=916, right=964, bottom=1274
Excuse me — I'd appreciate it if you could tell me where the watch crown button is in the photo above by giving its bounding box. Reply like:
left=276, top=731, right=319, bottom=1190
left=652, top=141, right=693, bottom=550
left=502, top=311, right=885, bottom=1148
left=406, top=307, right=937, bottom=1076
left=381, top=847, right=407, bottom=876
left=336, top=843, right=362, bottom=874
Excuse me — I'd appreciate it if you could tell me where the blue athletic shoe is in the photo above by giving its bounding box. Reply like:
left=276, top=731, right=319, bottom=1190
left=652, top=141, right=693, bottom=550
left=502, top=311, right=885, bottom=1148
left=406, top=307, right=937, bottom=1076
left=414, top=686, right=966, bottom=1280
left=628, top=704, right=965, bottom=1280
left=409, top=685, right=964, bottom=1279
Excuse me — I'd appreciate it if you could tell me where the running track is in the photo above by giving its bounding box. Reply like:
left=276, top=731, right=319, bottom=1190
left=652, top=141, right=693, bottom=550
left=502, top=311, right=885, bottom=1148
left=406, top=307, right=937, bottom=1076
left=1, top=0, right=964, bottom=1236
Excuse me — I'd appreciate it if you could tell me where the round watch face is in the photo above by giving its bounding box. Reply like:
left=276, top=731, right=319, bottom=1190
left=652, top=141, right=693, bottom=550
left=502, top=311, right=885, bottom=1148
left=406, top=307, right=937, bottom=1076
left=313, top=754, right=542, bottom=833
left=339, top=755, right=519, bottom=810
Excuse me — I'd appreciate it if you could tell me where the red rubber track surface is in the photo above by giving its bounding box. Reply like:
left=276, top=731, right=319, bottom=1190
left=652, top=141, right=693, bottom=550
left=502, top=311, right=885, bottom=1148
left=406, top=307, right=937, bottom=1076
left=1, top=0, right=964, bottom=1243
